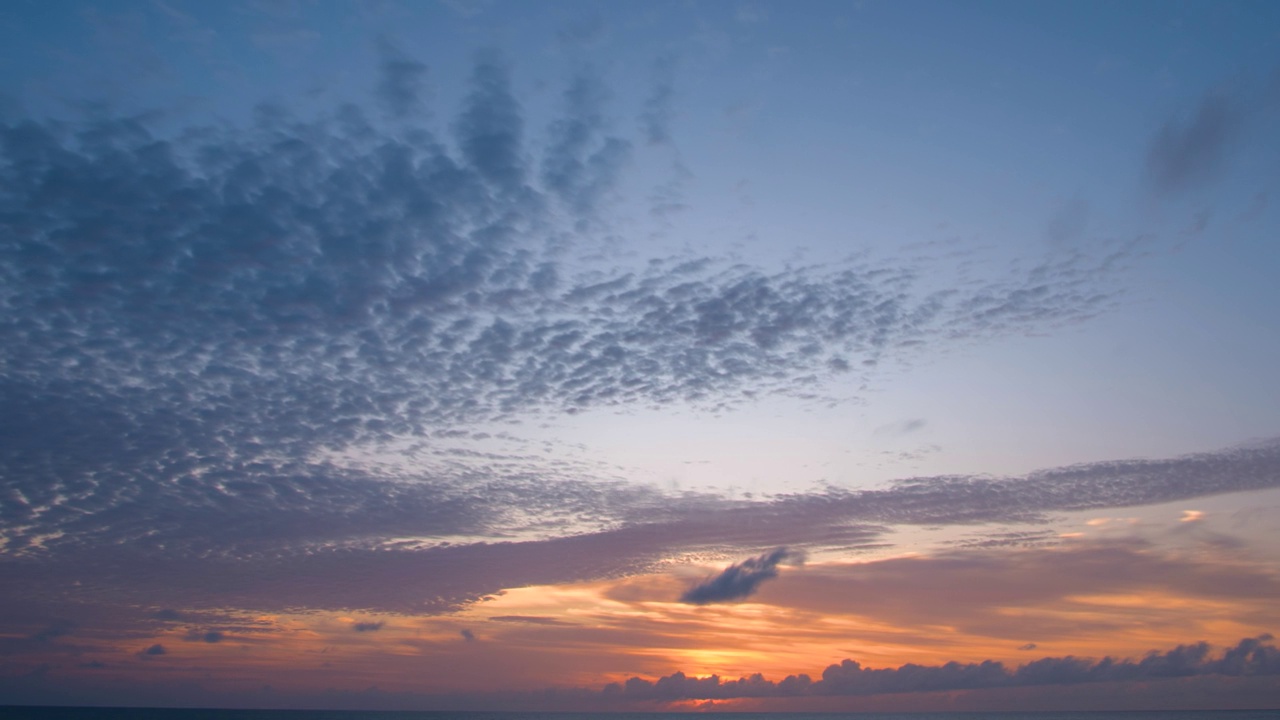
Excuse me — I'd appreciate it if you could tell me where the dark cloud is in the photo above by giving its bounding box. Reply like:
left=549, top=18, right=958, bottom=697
left=353, top=621, right=385, bottom=632
left=680, top=547, right=802, bottom=604
left=460, top=629, right=476, bottom=642
left=140, top=643, right=166, bottom=656
left=1019, top=643, right=1038, bottom=651
left=455, top=52, right=526, bottom=191
left=28, top=620, right=76, bottom=643
left=1146, top=92, right=1239, bottom=194
left=185, top=630, right=224, bottom=643
left=605, top=635, right=1280, bottom=700
left=376, top=38, right=429, bottom=120
left=0, top=618, right=90, bottom=657
left=489, top=615, right=576, bottom=626
left=641, top=56, right=677, bottom=146
left=542, top=73, right=630, bottom=225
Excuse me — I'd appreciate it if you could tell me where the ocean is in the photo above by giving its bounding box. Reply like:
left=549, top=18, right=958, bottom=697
left=1, top=711, right=1277, bottom=720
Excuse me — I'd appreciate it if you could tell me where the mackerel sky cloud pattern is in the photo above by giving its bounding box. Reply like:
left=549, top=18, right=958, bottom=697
left=1, top=0, right=1279, bottom=712
left=0, top=55, right=1130, bottom=564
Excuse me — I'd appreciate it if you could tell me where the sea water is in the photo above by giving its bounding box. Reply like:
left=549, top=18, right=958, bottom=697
left=1, top=710, right=1278, bottom=720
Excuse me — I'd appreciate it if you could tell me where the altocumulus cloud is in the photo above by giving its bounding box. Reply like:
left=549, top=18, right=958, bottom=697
left=0, top=50, right=1264, bottom=620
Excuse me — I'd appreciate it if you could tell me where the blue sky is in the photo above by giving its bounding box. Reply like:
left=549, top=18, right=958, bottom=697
left=2, top=0, right=1280, bottom=711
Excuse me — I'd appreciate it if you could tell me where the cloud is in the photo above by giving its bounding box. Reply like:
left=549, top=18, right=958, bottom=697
left=28, top=620, right=75, bottom=643
left=605, top=635, right=1280, bottom=700
left=1146, top=91, right=1240, bottom=194
left=758, top=536, right=1280, bottom=650
left=3, top=439, right=1280, bottom=616
left=641, top=56, right=677, bottom=146
left=0, top=56, right=1134, bottom=573
left=0, top=52, right=1232, bottom=621
left=460, top=629, right=476, bottom=642
left=455, top=52, right=526, bottom=191
left=954, top=530, right=1058, bottom=549
left=354, top=622, right=385, bottom=633
left=375, top=38, right=429, bottom=120
left=140, top=644, right=166, bottom=656
left=541, top=73, right=630, bottom=225
left=1, top=17, right=1275, bottom=711
left=875, top=418, right=927, bottom=436
left=0, top=619, right=90, bottom=657
left=681, top=547, right=803, bottom=604
left=186, top=630, right=224, bottom=643
left=489, top=616, right=576, bottom=626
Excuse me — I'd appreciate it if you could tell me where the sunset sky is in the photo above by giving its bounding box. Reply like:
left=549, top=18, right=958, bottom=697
left=3, top=0, right=1280, bottom=712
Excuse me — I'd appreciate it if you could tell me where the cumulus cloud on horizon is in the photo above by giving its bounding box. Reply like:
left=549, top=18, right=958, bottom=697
left=2, top=2, right=1279, bottom=712
left=606, top=635, right=1280, bottom=700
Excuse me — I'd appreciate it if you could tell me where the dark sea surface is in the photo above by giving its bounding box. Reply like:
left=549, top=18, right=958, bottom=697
left=2, top=711, right=1278, bottom=720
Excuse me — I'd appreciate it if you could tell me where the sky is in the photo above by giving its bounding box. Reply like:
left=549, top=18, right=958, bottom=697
left=2, top=0, right=1280, bottom=712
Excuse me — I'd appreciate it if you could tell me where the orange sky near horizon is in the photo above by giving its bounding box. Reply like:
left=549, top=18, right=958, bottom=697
left=10, top=495, right=1277, bottom=710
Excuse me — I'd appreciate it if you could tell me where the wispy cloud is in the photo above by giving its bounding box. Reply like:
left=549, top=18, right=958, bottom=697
left=184, top=629, right=224, bottom=643
left=1147, top=92, right=1240, bottom=195
left=4, top=439, right=1278, bottom=616
left=1145, top=72, right=1280, bottom=197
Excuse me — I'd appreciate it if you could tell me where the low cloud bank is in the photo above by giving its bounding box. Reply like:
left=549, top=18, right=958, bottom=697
left=605, top=635, right=1280, bottom=699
